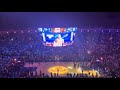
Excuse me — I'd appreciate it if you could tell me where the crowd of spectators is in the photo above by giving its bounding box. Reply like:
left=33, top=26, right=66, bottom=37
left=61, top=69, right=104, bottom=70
left=0, top=28, right=120, bottom=78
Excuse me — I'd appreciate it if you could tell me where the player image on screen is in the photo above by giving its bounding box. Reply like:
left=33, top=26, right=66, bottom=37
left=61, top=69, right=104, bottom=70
left=53, top=34, right=64, bottom=46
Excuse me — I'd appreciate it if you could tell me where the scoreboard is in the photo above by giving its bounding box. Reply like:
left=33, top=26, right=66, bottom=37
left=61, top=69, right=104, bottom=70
left=38, top=27, right=77, bottom=47
left=38, top=27, right=76, bottom=33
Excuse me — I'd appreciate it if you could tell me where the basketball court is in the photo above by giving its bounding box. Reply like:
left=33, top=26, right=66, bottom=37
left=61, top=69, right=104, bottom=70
left=24, top=62, right=100, bottom=77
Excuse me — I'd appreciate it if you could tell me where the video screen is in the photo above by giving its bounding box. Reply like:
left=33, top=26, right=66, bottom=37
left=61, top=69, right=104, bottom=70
left=38, top=27, right=76, bottom=47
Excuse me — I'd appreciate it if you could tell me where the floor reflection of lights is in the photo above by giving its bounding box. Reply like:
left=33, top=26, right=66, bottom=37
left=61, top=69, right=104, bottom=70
left=77, top=69, right=100, bottom=77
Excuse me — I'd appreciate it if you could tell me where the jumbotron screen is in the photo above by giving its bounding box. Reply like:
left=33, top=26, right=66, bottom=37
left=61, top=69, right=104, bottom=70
left=38, top=27, right=77, bottom=47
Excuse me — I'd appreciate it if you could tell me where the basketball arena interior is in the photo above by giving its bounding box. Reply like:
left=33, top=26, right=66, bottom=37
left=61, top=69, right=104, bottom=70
left=0, top=12, right=120, bottom=78
left=0, top=28, right=120, bottom=78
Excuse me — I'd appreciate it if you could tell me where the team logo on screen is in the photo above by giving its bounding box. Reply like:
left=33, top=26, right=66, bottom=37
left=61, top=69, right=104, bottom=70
left=47, top=34, right=54, bottom=39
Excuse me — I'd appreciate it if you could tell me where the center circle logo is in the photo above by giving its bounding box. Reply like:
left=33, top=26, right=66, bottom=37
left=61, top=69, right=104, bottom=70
left=48, top=66, right=68, bottom=75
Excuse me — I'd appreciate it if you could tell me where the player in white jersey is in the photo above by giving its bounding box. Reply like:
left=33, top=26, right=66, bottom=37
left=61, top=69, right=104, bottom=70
left=53, top=34, right=64, bottom=46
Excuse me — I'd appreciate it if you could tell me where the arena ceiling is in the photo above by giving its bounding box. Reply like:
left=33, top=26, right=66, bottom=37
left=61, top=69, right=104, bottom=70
left=0, top=12, right=120, bottom=30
